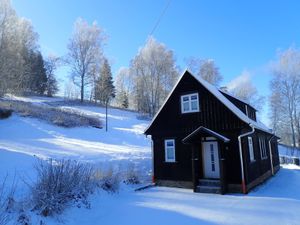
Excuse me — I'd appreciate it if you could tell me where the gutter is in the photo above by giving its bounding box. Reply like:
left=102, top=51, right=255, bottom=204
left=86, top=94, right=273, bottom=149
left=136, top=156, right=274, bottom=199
left=268, top=135, right=276, bottom=175
left=238, top=124, right=255, bottom=194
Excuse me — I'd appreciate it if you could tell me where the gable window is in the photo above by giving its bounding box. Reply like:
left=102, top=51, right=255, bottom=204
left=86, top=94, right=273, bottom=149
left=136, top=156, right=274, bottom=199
left=181, top=93, right=199, bottom=113
left=248, top=137, right=255, bottom=162
left=165, top=139, right=175, bottom=162
left=259, top=137, right=268, bottom=159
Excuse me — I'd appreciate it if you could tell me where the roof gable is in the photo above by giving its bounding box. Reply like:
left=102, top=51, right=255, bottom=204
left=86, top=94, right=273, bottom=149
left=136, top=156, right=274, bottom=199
left=144, top=70, right=271, bottom=134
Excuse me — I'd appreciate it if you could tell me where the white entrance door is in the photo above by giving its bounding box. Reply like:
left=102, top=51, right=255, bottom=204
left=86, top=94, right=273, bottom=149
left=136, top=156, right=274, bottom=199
left=202, top=141, right=220, bottom=179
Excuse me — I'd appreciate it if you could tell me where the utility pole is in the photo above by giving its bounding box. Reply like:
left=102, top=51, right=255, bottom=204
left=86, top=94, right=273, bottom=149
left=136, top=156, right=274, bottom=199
left=105, top=100, right=108, bottom=132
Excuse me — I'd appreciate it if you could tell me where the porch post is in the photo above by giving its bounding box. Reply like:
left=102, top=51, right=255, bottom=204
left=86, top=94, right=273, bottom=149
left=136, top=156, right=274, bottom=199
left=218, top=142, right=227, bottom=194
left=191, top=144, right=199, bottom=192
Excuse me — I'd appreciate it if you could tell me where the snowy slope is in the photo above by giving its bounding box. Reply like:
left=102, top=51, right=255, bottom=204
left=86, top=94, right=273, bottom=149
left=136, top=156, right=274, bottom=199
left=0, top=97, right=151, bottom=186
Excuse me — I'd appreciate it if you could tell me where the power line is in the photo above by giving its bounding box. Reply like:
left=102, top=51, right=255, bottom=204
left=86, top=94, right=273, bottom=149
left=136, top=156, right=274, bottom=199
left=149, top=0, right=172, bottom=36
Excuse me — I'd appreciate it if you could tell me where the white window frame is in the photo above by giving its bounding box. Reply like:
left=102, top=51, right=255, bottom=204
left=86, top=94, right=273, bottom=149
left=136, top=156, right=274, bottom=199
left=248, top=137, right=255, bottom=162
left=259, top=137, right=268, bottom=159
left=181, top=93, right=199, bottom=114
left=165, top=139, right=176, bottom=162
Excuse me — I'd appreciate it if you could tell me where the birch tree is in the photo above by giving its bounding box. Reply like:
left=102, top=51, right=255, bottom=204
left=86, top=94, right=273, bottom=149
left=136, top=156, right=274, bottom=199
left=129, top=37, right=179, bottom=117
left=67, top=18, right=105, bottom=102
left=187, top=57, right=222, bottom=86
left=227, top=71, right=264, bottom=112
left=270, top=47, right=300, bottom=147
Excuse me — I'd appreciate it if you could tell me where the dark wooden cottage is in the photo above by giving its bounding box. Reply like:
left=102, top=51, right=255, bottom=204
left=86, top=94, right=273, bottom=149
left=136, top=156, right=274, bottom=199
left=144, top=70, right=280, bottom=194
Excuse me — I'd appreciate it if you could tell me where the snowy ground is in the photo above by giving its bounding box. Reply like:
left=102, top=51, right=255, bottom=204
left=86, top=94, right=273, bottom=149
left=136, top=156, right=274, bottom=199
left=1, top=96, right=300, bottom=225
left=42, top=164, right=300, bottom=225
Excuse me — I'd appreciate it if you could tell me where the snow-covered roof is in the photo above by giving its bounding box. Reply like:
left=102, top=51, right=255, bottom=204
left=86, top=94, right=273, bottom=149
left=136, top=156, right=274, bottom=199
left=182, top=126, right=230, bottom=144
left=145, top=69, right=272, bottom=134
left=219, top=89, right=256, bottom=110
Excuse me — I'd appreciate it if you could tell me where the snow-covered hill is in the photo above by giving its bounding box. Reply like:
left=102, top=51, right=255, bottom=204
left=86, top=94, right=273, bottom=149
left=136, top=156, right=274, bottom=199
left=0, top=96, right=151, bottom=184
left=1, top=96, right=300, bottom=225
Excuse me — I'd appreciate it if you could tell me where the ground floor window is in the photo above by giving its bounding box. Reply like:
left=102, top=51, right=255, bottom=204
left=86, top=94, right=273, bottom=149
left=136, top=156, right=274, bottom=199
left=248, top=137, right=255, bottom=162
left=259, top=137, right=268, bottom=159
left=165, top=139, right=175, bottom=162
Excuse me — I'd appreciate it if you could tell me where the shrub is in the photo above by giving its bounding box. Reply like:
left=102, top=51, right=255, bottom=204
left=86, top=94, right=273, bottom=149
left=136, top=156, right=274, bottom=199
left=0, top=176, right=16, bottom=225
left=0, top=109, right=12, bottom=119
left=124, top=163, right=140, bottom=185
left=95, top=167, right=120, bottom=193
left=31, top=159, right=94, bottom=217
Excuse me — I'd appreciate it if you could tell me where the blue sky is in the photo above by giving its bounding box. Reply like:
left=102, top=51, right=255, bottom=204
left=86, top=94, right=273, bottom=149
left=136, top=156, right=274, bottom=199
left=11, top=0, right=300, bottom=123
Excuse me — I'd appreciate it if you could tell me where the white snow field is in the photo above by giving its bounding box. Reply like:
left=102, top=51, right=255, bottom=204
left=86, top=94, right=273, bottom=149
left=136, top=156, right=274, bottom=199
left=0, top=96, right=300, bottom=225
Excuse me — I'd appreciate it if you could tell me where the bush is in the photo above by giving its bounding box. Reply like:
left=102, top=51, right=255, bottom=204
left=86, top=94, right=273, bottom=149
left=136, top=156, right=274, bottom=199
left=124, top=163, right=140, bottom=185
left=0, top=177, right=16, bottom=225
left=0, top=109, right=12, bottom=119
left=31, top=159, right=94, bottom=217
left=94, top=167, right=120, bottom=193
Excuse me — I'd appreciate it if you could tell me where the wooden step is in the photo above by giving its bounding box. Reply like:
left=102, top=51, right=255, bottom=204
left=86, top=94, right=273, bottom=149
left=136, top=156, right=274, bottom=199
left=198, top=179, right=220, bottom=187
left=196, top=185, right=221, bottom=194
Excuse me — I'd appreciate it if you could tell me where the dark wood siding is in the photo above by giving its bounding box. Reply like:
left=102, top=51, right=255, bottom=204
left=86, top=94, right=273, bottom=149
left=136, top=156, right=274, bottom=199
left=146, top=73, right=247, bottom=136
left=242, top=131, right=273, bottom=185
left=221, top=92, right=257, bottom=121
left=148, top=73, right=247, bottom=184
left=153, top=135, right=193, bottom=182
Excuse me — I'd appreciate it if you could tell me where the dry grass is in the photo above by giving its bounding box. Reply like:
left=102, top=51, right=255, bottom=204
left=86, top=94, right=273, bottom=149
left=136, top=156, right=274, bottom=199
left=0, top=99, right=102, bottom=128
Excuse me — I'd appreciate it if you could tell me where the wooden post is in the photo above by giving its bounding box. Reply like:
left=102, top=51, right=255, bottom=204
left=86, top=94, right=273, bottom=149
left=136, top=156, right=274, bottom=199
left=105, top=100, right=108, bottom=132
left=219, top=142, right=227, bottom=194
left=191, top=144, right=199, bottom=192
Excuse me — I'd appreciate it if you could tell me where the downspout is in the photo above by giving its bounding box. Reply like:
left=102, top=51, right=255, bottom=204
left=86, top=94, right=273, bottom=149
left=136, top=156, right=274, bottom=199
left=151, top=139, right=155, bottom=183
left=268, top=135, right=276, bottom=175
left=238, top=124, right=255, bottom=194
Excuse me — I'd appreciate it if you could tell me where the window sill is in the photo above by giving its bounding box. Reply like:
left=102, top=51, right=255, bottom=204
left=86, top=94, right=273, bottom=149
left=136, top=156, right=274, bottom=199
left=164, top=161, right=178, bottom=163
left=250, top=160, right=256, bottom=164
left=181, top=110, right=199, bottom=114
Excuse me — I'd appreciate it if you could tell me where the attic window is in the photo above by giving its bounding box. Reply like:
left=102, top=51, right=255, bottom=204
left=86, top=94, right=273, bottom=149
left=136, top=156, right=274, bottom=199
left=181, top=93, right=199, bottom=113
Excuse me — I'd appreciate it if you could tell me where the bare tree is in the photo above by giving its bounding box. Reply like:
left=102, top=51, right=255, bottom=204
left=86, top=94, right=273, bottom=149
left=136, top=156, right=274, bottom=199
left=66, top=18, right=106, bottom=102
left=129, top=37, right=179, bottom=117
left=270, top=47, right=300, bottom=148
left=227, top=71, right=265, bottom=112
left=186, top=57, right=222, bottom=86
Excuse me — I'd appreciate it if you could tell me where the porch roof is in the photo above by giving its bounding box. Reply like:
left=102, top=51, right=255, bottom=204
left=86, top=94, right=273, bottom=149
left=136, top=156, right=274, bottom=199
left=182, top=126, right=230, bottom=144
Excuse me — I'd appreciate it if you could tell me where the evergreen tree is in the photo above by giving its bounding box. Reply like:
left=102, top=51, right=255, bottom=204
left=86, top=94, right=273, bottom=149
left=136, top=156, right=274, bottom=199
left=119, top=90, right=129, bottom=109
left=34, top=52, right=48, bottom=95
left=95, top=58, right=115, bottom=105
left=28, top=51, right=47, bottom=95
left=45, top=55, right=59, bottom=97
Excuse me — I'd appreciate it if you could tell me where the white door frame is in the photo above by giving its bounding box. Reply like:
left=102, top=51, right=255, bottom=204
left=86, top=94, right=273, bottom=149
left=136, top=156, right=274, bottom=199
left=202, top=141, right=220, bottom=179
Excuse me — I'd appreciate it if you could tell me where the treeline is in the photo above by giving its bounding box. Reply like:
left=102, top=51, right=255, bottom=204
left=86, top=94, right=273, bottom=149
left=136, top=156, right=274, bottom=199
left=0, top=0, right=57, bottom=96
